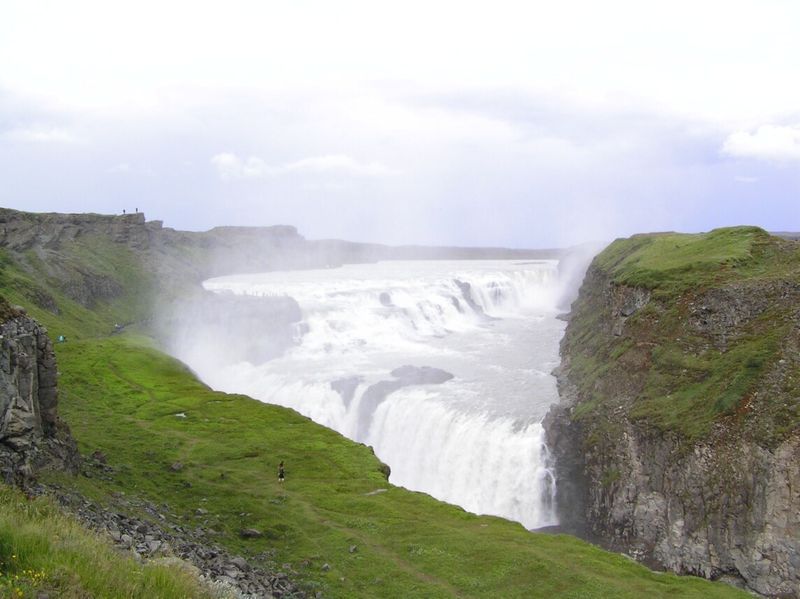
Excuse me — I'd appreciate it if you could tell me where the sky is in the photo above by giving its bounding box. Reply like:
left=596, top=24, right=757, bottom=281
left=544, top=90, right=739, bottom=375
left=1, top=0, right=799, bottom=248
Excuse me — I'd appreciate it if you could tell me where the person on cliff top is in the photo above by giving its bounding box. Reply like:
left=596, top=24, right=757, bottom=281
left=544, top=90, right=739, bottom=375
left=278, top=461, right=285, bottom=483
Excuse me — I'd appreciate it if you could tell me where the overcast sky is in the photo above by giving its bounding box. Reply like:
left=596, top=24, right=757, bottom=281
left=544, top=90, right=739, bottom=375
left=2, top=0, right=799, bottom=247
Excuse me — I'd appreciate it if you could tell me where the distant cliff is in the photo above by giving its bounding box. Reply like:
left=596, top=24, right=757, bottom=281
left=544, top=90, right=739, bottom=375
left=545, top=227, right=800, bottom=597
left=0, top=207, right=559, bottom=280
left=0, top=296, right=78, bottom=482
left=0, top=208, right=561, bottom=322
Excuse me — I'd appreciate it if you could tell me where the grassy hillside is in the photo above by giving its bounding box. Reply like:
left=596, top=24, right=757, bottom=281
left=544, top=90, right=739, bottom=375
left=48, top=334, right=746, bottom=598
left=0, top=485, right=214, bottom=599
left=565, top=226, right=800, bottom=443
left=0, top=233, right=155, bottom=340
left=0, top=222, right=749, bottom=597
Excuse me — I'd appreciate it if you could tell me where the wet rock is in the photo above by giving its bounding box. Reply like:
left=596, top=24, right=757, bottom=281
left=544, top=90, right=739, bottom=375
left=390, top=365, right=454, bottom=385
left=356, top=366, right=454, bottom=439
left=330, top=376, right=362, bottom=409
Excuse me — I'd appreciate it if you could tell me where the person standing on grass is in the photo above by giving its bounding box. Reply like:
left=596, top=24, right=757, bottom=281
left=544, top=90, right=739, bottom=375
left=278, top=461, right=285, bottom=483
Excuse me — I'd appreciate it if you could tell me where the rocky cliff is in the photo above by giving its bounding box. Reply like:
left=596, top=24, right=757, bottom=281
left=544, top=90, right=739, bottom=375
left=0, top=296, right=78, bottom=483
left=545, top=227, right=800, bottom=597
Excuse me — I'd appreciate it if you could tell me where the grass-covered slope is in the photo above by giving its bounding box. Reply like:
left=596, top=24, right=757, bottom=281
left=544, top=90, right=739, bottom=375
left=0, top=486, right=213, bottom=599
left=0, top=233, right=155, bottom=340
left=564, top=226, right=800, bottom=443
left=47, top=334, right=745, bottom=598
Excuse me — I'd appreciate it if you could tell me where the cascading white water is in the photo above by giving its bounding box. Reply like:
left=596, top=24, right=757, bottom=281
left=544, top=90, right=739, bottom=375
left=170, top=260, right=565, bottom=530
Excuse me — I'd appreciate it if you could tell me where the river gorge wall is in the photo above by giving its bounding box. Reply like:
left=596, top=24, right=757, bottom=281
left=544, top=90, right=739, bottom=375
left=545, top=229, right=800, bottom=597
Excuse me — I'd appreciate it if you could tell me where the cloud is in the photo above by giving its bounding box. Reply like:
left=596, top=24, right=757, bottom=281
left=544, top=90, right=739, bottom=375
left=733, top=175, right=759, bottom=184
left=282, top=154, right=395, bottom=177
left=107, top=162, right=132, bottom=173
left=211, top=152, right=396, bottom=180
left=211, top=153, right=270, bottom=180
left=1, top=125, right=81, bottom=143
left=722, top=125, right=800, bottom=162
left=106, top=162, right=155, bottom=176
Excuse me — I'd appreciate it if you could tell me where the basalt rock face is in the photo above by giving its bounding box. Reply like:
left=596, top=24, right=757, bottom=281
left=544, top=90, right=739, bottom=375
left=545, top=230, right=800, bottom=597
left=0, top=210, right=152, bottom=252
left=0, top=301, right=79, bottom=482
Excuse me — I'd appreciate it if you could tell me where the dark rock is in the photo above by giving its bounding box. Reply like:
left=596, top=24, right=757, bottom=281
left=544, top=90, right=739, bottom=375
left=0, top=308, right=79, bottom=483
left=229, top=556, right=249, bottom=570
left=390, top=365, right=454, bottom=385
left=377, top=460, right=391, bottom=480
left=169, top=461, right=183, bottom=472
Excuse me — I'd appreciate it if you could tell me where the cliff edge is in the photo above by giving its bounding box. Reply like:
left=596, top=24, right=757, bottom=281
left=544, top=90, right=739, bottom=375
left=545, top=226, right=800, bottom=597
left=0, top=296, right=79, bottom=483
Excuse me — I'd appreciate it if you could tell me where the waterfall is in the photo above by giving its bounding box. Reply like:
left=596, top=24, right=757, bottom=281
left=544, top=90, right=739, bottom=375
left=170, top=260, right=564, bottom=530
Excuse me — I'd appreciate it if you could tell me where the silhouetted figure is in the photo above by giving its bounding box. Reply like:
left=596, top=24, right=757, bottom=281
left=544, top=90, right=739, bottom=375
left=135, top=207, right=138, bottom=213
left=123, top=209, right=126, bottom=214
left=278, top=461, right=285, bottom=483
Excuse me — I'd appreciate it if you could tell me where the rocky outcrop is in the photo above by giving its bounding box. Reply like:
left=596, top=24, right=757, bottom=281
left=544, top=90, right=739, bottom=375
left=46, top=481, right=305, bottom=598
left=545, top=232, right=800, bottom=597
left=0, top=210, right=153, bottom=252
left=0, top=299, right=79, bottom=482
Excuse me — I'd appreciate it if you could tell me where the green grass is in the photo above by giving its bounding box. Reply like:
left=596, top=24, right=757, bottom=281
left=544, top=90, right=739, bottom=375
left=631, top=313, right=788, bottom=437
left=565, top=226, right=800, bottom=443
left=594, top=227, right=766, bottom=292
left=0, top=485, right=213, bottom=599
left=45, top=333, right=746, bottom=598
left=0, top=234, right=154, bottom=340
